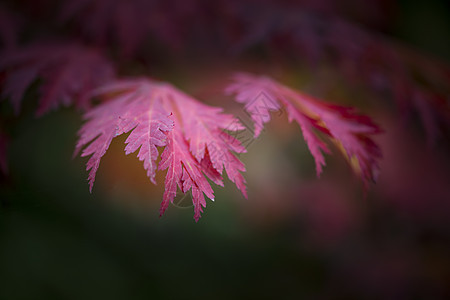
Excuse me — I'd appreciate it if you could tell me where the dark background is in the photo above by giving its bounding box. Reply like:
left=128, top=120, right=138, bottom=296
left=1, top=0, right=449, bottom=299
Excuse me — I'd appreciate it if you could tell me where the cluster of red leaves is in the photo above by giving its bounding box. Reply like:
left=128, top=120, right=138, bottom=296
left=75, top=79, right=247, bottom=221
left=73, top=73, right=383, bottom=220
left=0, top=0, right=408, bottom=221
left=226, top=73, right=383, bottom=188
left=0, top=42, right=114, bottom=115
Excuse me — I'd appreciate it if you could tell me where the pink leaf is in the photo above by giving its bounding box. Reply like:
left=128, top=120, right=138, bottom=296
left=158, top=130, right=215, bottom=222
left=75, top=79, right=174, bottom=192
left=76, top=78, right=246, bottom=221
left=167, top=85, right=247, bottom=198
left=0, top=42, right=114, bottom=116
left=226, top=72, right=382, bottom=187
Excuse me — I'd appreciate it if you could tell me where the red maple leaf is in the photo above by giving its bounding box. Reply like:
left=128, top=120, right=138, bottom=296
left=0, top=42, right=114, bottom=116
left=75, top=78, right=246, bottom=221
left=226, top=72, right=382, bottom=188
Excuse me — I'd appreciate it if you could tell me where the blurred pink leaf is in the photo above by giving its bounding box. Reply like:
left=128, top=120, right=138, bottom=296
left=0, top=42, right=115, bottom=116
left=226, top=72, right=382, bottom=187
